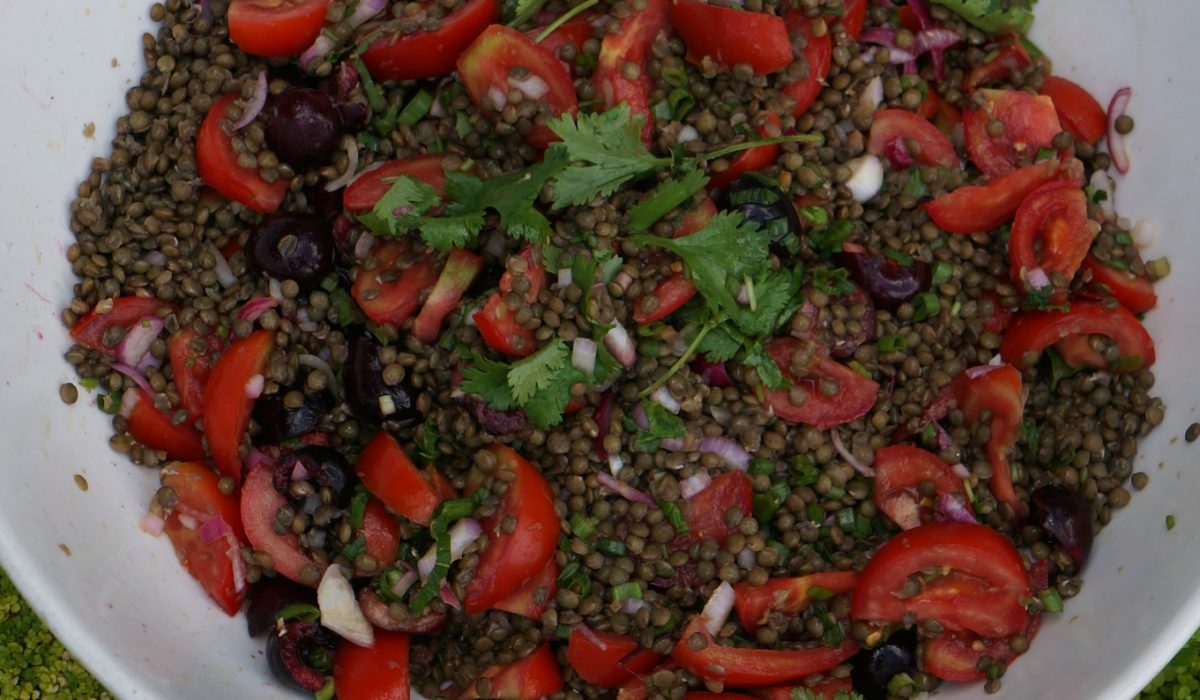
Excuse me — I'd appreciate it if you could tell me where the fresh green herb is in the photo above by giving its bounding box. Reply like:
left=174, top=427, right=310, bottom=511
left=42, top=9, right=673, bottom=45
left=878, top=333, right=908, bottom=353
left=1167, top=514, right=1177, bottom=531
left=1024, top=286, right=1064, bottom=312
left=414, top=420, right=441, bottom=463
left=920, top=422, right=937, bottom=446
left=460, top=339, right=596, bottom=429
left=1044, top=347, right=1084, bottom=391
left=507, top=0, right=550, bottom=28
left=611, top=581, right=643, bottom=601
left=901, top=172, right=929, bottom=200
left=1038, top=587, right=1064, bottom=613
left=749, top=458, right=776, bottom=476
left=913, top=291, right=941, bottom=322
left=275, top=603, right=321, bottom=623
left=930, top=0, right=1037, bottom=35
left=569, top=512, right=596, bottom=539
left=546, top=106, right=672, bottom=208
left=809, top=219, right=855, bottom=259
left=808, top=584, right=836, bottom=601
left=798, top=205, right=829, bottom=227
left=811, top=267, right=855, bottom=297
left=1114, top=230, right=1133, bottom=246
left=805, top=502, right=825, bottom=523
left=931, top=260, right=954, bottom=286
left=659, top=500, right=689, bottom=536
left=348, top=487, right=370, bottom=531
left=884, top=248, right=913, bottom=266
left=398, top=89, right=433, bottom=127
left=1019, top=418, right=1040, bottom=454
left=410, top=492, right=486, bottom=613
left=329, top=287, right=361, bottom=326
left=455, top=110, right=473, bottom=139
left=635, top=399, right=687, bottom=452
left=1035, top=146, right=1057, bottom=161
left=597, top=538, right=627, bottom=556
left=626, top=168, right=709, bottom=234
left=811, top=603, right=845, bottom=647
left=791, top=454, right=820, bottom=486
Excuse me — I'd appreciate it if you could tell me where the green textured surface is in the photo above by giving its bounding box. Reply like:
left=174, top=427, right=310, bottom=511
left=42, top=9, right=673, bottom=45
left=0, top=566, right=1194, bottom=699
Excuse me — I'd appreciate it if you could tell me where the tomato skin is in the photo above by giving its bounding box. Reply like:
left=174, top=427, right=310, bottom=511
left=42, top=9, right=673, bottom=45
left=360, top=497, right=401, bottom=569
left=681, top=470, right=753, bottom=547
left=1038, top=75, right=1107, bottom=144
left=463, top=446, right=560, bottom=613
left=362, top=0, right=500, bottom=81
left=227, top=0, right=330, bottom=58
left=753, top=677, right=854, bottom=700
left=979, top=289, right=1015, bottom=335
left=851, top=522, right=1031, bottom=638
left=500, top=246, right=546, bottom=303
left=1080, top=254, right=1157, bottom=314
left=685, top=695, right=756, bottom=700
left=633, top=272, right=697, bottom=325
left=672, top=615, right=859, bottom=687
left=924, top=613, right=1041, bottom=682
left=840, top=0, right=868, bottom=38
left=530, top=13, right=596, bottom=68
left=334, top=631, right=410, bottom=700
left=70, top=296, right=174, bottom=353
left=161, top=462, right=245, bottom=540
left=163, top=510, right=246, bottom=616
left=670, top=0, right=792, bottom=74
left=357, top=430, right=450, bottom=527
left=462, top=644, right=563, bottom=700
left=873, top=445, right=973, bottom=530
left=963, top=35, right=1032, bottom=92
left=242, top=461, right=327, bottom=585
left=593, top=0, right=669, bottom=145
left=923, top=158, right=1070, bottom=234
left=168, top=329, right=223, bottom=422
left=457, top=25, right=579, bottom=149
left=708, top=112, right=782, bottom=192
left=122, top=388, right=208, bottom=461
left=917, top=89, right=963, bottom=136
left=867, top=109, right=959, bottom=169
left=201, top=330, right=274, bottom=483
left=1000, top=300, right=1156, bottom=372
left=412, top=249, right=485, bottom=344
left=1009, top=180, right=1092, bottom=303
left=352, top=243, right=439, bottom=328
left=964, top=89, right=1062, bottom=178
left=567, top=627, right=663, bottom=688
left=474, top=292, right=536, bottom=357
left=493, top=556, right=558, bottom=619
left=733, top=571, right=859, bottom=633
left=197, top=93, right=289, bottom=213
left=781, top=12, right=831, bottom=117
left=342, top=154, right=454, bottom=213
left=763, top=338, right=879, bottom=430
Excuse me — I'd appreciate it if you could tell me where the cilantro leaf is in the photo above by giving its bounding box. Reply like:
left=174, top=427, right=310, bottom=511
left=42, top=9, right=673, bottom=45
left=930, top=0, right=1036, bottom=35
left=414, top=419, right=442, bottom=463
left=809, top=219, right=855, bottom=259
left=728, top=268, right=804, bottom=338
left=460, top=356, right=517, bottom=410
left=523, top=367, right=585, bottom=429
left=635, top=400, right=686, bottom=453
left=547, top=105, right=671, bottom=208
left=506, top=0, right=548, bottom=27
left=697, top=323, right=743, bottom=362
left=743, top=340, right=787, bottom=390
left=508, top=339, right=569, bottom=404
left=626, top=168, right=710, bottom=234
left=357, top=175, right=444, bottom=236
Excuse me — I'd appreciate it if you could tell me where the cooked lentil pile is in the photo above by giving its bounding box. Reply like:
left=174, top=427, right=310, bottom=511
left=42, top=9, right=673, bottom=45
left=61, top=0, right=1167, bottom=697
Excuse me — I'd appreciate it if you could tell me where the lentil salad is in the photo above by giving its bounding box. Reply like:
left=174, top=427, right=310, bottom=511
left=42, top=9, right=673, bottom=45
left=59, top=0, right=1169, bottom=698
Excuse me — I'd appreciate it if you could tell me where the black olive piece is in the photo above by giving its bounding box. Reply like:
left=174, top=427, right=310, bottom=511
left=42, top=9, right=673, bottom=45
left=851, top=627, right=919, bottom=700
left=836, top=250, right=933, bottom=311
left=254, top=390, right=333, bottom=445
left=246, top=578, right=316, bottom=638
left=716, top=174, right=801, bottom=247
left=265, top=620, right=336, bottom=692
left=1030, top=485, right=1095, bottom=570
left=265, top=88, right=342, bottom=166
left=344, top=332, right=421, bottom=427
left=246, top=213, right=336, bottom=291
left=272, top=446, right=353, bottom=507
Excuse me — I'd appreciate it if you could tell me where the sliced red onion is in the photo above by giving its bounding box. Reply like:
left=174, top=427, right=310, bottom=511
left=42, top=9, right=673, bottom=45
left=391, top=566, right=419, bottom=599
left=247, top=448, right=273, bottom=471
left=557, top=267, right=573, bottom=288
left=354, top=232, right=376, bottom=261
left=951, top=462, right=971, bottom=479
left=143, top=250, right=167, bottom=266
left=324, top=137, right=361, bottom=192
left=418, top=518, right=482, bottom=580
left=115, top=315, right=164, bottom=367
left=318, top=564, right=375, bottom=647
left=692, top=357, right=733, bottom=387
left=620, top=598, right=647, bottom=615
left=1106, top=87, right=1132, bottom=174
left=608, top=453, right=625, bottom=477
left=651, top=386, right=680, bottom=414
left=935, top=492, right=976, bottom=524
left=736, top=547, right=757, bottom=570
left=680, top=472, right=712, bottom=499
left=1024, top=266, right=1051, bottom=291
left=244, top=373, right=265, bottom=399
left=701, top=581, right=736, bottom=634
left=228, top=534, right=247, bottom=593
left=596, top=471, right=656, bottom=508
left=572, top=337, right=597, bottom=375
left=697, top=436, right=750, bottom=471
left=831, top=428, right=875, bottom=477
left=933, top=422, right=955, bottom=451
left=964, top=364, right=1002, bottom=379
left=300, top=36, right=337, bottom=72
left=300, top=0, right=387, bottom=69
left=860, top=29, right=919, bottom=63
left=914, top=27, right=963, bottom=52
left=439, top=581, right=462, bottom=610
left=509, top=73, right=550, bottom=100
left=660, top=436, right=691, bottom=452
left=111, top=362, right=155, bottom=397
left=232, top=70, right=268, bottom=131
left=883, top=139, right=917, bottom=169
left=237, top=296, right=279, bottom=323
left=604, top=323, right=637, bottom=369
left=199, top=515, right=232, bottom=545
left=577, top=625, right=610, bottom=651
left=139, top=512, right=165, bottom=537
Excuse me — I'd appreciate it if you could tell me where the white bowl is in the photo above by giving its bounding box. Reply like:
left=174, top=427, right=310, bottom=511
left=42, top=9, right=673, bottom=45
left=0, top=1, right=1196, bottom=699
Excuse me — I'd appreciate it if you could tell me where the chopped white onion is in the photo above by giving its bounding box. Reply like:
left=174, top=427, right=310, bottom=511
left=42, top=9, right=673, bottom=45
left=700, top=581, right=736, bottom=635
left=318, top=565, right=375, bottom=647
left=859, top=76, right=884, bottom=114
left=1088, top=170, right=1116, bottom=217
left=244, top=373, right=265, bottom=399
left=557, top=267, right=573, bottom=288
left=378, top=394, right=396, bottom=417
left=651, top=386, right=680, bottom=414
left=572, top=337, right=597, bottom=375
left=608, top=453, right=625, bottom=477
left=139, top=512, right=165, bottom=537
left=324, top=137, right=361, bottom=192
left=1024, top=266, right=1051, bottom=291
left=620, top=598, right=647, bottom=614
left=697, top=436, right=751, bottom=471
left=736, top=547, right=757, bottom=570
left=487, top=86, right=508, bottom=111
left=603, top=323, right=636, bottom=369
left=208, top=243, right=237, bottom=288
left=679, top=472, right=712, bottom=499
left=677, top=125, right=700, bottom=143
left=508, top=73, right=550, bottom=100
left=845, top=155, right=884, bottom=203
left=951, top=462, right=971, bottom=479
left=1132, top=219, right=1157, bottom=248
left=418, top=518, right=483, bottom=580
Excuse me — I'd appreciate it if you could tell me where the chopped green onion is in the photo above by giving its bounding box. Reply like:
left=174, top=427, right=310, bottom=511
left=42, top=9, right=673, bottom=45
left=557, top=561, right=581, bottom=585
left=1167, top=514, right=1177, bottom=531
left=398, top=89, right=433, bottom=127
left=836, top=507, right=857, bottom=531
left=276, top=603, right=321, bottom=623
left=597, top=538, right=627, bottom=556
left=1105, top=258, right=1131, bottom=271
left=1115, top=230, right=1133, bottom=246
left=315, top=680, right=336, bottom=700
left=555, top=624, right=574, bottom=639
left=1110, top=355, right=1143, bottom=373
left=912, top=292, right=941, bottom=322
left=659, top=500, right=689, bottom=536
left=97, top=391, right=122, bottom=415
left=805, top=502, right=825, bottom=523
left=824, top=486, right=845, bottom=500
left=791, top=454, right=819, bottom=486
left=667, top=88, right=695, bottom=120
left=410, top=491, right=486, bottom=613
left=79, top=377, right=99, bottom=390
left=884, top=248, right=913, bottom=266
left=753, top=482, right=792, bottom=523
left=799, top=206, right=829, bottom=226
left=950, top=300, right=962, bottom=317
left=611, top=581, right=643, bottom=601
left=749, top=458, right=776, bottom=476
left=887, top=673, right=916, bottom=696
left=1038, top=588, right=1064, bottom=613
left=340, top=533, right=367, bottom=561
left=931, top=260, right=954, bottom=285
left=660, top=64, right=688, bottom=88
left=878, top=334, right=908, bottom=353
left=330, top=288, right=360, bottom=326
left=808, top=584, right=836, bottom=601
left=1147, top=257, right=1171, bottom=281
left=570, top=512, right=596, bottom=539
left=348, top=487, right=369, bottom=531
left=848, top=360, right=872, bottom=378
left=1035, top=146, right=1057, bottom=161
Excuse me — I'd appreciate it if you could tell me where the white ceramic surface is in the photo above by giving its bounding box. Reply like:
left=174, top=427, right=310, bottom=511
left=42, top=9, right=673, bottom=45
left=0, top=1, right=1196, bottom=699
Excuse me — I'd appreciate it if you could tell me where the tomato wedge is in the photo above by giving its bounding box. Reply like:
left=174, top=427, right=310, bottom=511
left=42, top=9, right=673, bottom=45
left=680, top=470, right=753, bottom=547
left=1009, top=180, right=1092, bottom=303
left=567, top=627, right=662, bottom=688
left=122, top=388, right=207, bottom=461
left=463, top=446, right=560, bottom=613
left=163, top=509, right=246, bottom=616
left=672, top=615, right=859, bottom=687
left=70, top=296, right=174, bottom=353
left=634, top=272, right=697, bottom=325
left=361, top=0, right=500, bottom=81
left=474, top=246, right=546, bottom=357
left=357, top=430, right=451, bottom=527
left=161, top=462, right=245, bottom=540
left=923, top=157, right=1071, bottom=234
left=708, top=112, right=782, bottom=192
left=530, top=12, right=597, bottom=68
left=493, top=556, right=558, bottom=619
left=763, top=338, right=879, bottom=430
left=753, top=678, right=854, bottom=700
left=1000, top=300, right=1156, bottom=372
left=1080, top=254, right=1157, bottom=314
left=168, top=328, right=223, bottom=422
left=461, top=644, right=563, bottom=700
left=412, top=249, right=485, bottom=344
left=242, top=461, right=327, bottom=585
left=227, top=0, right=329, bottom=58
left=917, top=89, right=963, bottom=136
left=852, top=522, right=1030, bottom=638
left=458, top=25, right=579, bottom=150
left=1039, top=75, right=1107, bottom=145
left=867, top=109, right=959, bottom=169
left=781, top=11, right=831, bottom=117
left=963, top=89, right=1061, bottom=178
left=202, top=330, right=274, bottom=483
left=963, top=34, right=1032, bottom=92
left=873, top=444, right=973, bottom=530
left=342, top=154, right=455, bottom=213
left=670, top=0, right=792, bottom=74
left=979, top=289, right=1015, bottom=336
left=334, top=631, right=409, bottom=700
left=352, top=242, right=439, bottom=328
left=840, top=0, right=868, bottom=38
left=733, top=571, right=859, bottom=633
left=197, top=93, right=289, bottom=214
left=593, top=0, right=669, bottom=145
left=360, top=497, right=401, bottom=569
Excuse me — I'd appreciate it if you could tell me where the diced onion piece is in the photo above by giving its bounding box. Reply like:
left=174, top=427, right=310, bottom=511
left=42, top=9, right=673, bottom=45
left=487, top=86, right=508, bottom=111
left=831, top=428, right=874, bottom=477
left=697, top=436, right=750, bottom=471
left=378, top=394, right=396, bottom=417
left=596, top=471, right=656, bottom=507
left=651, top=386, right=680, bottom=414
left=318, top=565, right=375, bottom=647
left=845, top=155, right=884, bottom=202
left=324, top=137, right=361, bottom=192
left=111, top=362, right=155, bottom=397
left=1024, top=266, right=1051, bottom=291
left=1132, top=219, right=1157, bottom=248
left=677, top=125, right=700, bottom=143
left=572, top=337, right=597, bottom=375
left=244, top=373, right=265, bottom=399
left=859, top=76, right=884, bottom=114
left=508, top=73, right=550, bottom=100
left=232, top=70, right=269, bottom=131
left=115, top=315, right=164, bottom=368
left=736, top=547, right=757, bottom=570
left=557, top=267, right=573, bottom=288
left=237, top=296, right=279, bottom=323
left=679, top=472, right=712, bottom=499
left=700, top=581, right=736, bottom=635
left=139, top=512, right=165, bottom=537
left=418, top=518, right=483, bottom=580
left=1105, top=87, right=1133, bottom=174
left=608, top=454, right=625, bottom=477
left=935, top=492, right=977, bottom=524
left=604, top=323, right=636, bottom=369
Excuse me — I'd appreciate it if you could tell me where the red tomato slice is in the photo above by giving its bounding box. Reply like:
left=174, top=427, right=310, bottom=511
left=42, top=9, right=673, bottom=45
left=70, top=296, right=174, bottom=353
left=361, top=497, right=401, bottom=569
left=670, top=0, right=792, bottom=74
left=963, top=89, right=1062, bottom=178
left=342, top=154, right=454, bottom=213
left=529, top=13, right=596, bottom=70
left=733, top=571, right=859, bottom=633
left=121, top=387, right=208, bottom=461
left=357, top=430, right=451, bottom=527
left=633, top=272, right=698, bottom=325
left=917, top=89, right=963, bottom=136
left=1038, top=75, right=1107, bottom=145
left=593, top=0, right=669, bottom=145
left=963, top=35, right=1032, bottom=92
left=334, top=631, right=410, bottom=700
left=873, top=444, right=973, bottom=530
left=979, top=289, right=1015, bottom=335
left=412, top=249, right=485, bottom=344
left=463, top=446, right=560, bottom=613
left=781, top=12, right=831, bottom=117
left=362, top=0, right=500, bottom=81
left=753, top=677, right=854, bottom=700
left=841, top=0, right=868, bottom=38
left=924, top=612, right=1041, bottom=682
left=202, top=330, right=274, bottom=483
left=493, top=556, right=558, bottom=620
left=458, top=25, right=579, bottom=149
left=763, top=338, right=879, bottom=430
left=1080, top=254, right=1157, bottom=314
left=227, top=0, right=330, bottom=58
left=708, top=112, right=782, bottom=191
left=923, top=157, right=1073, bottom=234
left=851, top=522, right=1031, bottom=638
left=500, top=246, right=546, bottom=303
left=1009, top=180, right=1092, bottom=303
left=163, top=510, right=246, bottom=616
left=867, top=108, right=959, bottom=169
left=685, top=695, right=756, bottom=700
left=681, top=470, right=753, bottom=547
left=352, top=242, right=439, bottom=328
left=567, top=627, right=663, bottom=688
left=196, top=93, right=289, bottom=214
left=999, top=300, right=1156, bottom=372
left=672, top=615, right=858, bottom=687
left=677, top=197, right=719, bottom=237
left=462, top=644, right=564, bottom=700
left=242, top=461, right=327, bottom=585
left=474, top=292, right=536, bottom=357
left=168, top=328, right=223, bottom=422
left=161, top=461, right=245, bottom=541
